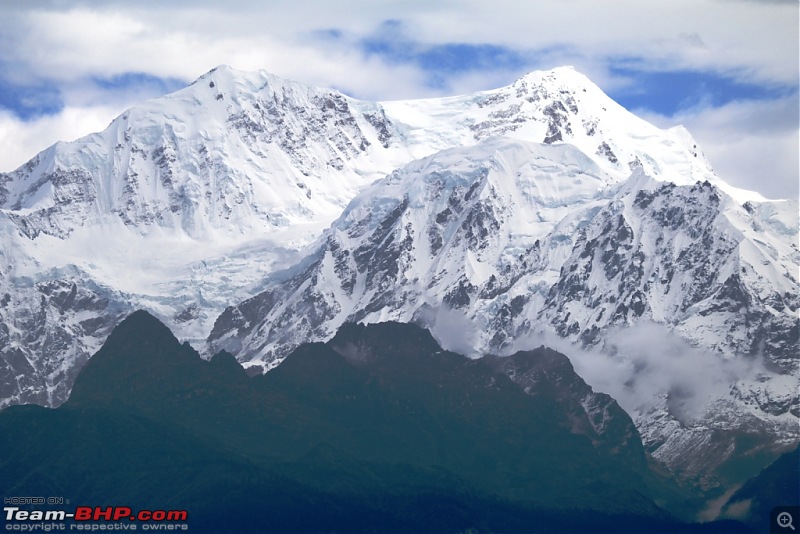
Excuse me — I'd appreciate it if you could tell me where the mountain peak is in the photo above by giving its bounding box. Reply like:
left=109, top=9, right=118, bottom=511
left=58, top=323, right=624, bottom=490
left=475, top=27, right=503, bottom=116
left=1, top=58, right=790, bottom=426
left=106, top=309, right=176, bottom=346
left=65, top=310, right=196, bottom=407
left=329, top=321, right=443, bottom=362
left=188, top=64, right=346, bottom=105
left=514, top=65, right=582, bottom=84
left=509, top=66, right=604, bottom=97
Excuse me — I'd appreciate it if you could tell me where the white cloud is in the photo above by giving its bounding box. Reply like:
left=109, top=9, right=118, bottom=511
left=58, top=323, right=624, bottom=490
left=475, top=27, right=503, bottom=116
left=508, top=322, right=766, bottom=423
left=4, top=1, right=796, bottom=90
left=0, top=106, right=123, bottom=172
left=595, top=322, right=763, bottom=422
left=403, top=0, right=798, bottom=85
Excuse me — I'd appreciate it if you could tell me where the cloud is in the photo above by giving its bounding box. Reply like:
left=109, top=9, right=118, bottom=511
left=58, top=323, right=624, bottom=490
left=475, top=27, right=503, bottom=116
left=355, top=19, right=529, bottom=90
left=405, top=0, right=798, bottom=85
left=610, top=67, right=793, bottom=115
left=507, top=322, right=767, bottom=424
left=3, top=1, right=796, bottom=94
left=0, top=5, right=433, bottom=99
left=417, top=305, right=484, bottom=358
left=597, top=323, right=764, bottom=422
left=0, top=105, right=125, bottom=172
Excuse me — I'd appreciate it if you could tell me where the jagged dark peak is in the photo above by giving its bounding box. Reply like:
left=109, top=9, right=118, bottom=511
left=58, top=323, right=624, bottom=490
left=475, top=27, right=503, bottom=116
left=329, top=321, right=444, bottom=363
left=0, top=312, right=703, bottom=530
left=64, top=310, right=201, bottom=407
left=484, top=347, right=587, bottom=392
left=101, top=309, right=178, bottom=350
left=209, top=349, right=249, bottom=380
left=484, top=347, right=589, bottom=402
left=490, top=345, right=572, bottom=370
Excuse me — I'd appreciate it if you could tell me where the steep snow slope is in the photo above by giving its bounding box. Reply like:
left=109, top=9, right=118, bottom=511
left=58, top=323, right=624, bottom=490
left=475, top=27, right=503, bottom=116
left=208, top=138, right=616, bottom=362
left=1, top=66, right=404, bottom=239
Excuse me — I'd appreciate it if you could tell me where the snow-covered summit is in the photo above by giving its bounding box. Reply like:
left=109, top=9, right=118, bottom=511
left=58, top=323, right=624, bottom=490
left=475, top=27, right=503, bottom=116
left=381, top=65, right=762, bottom=203
left=0, top=64, right=766, bottom=244
left=1, top=65, right=404, bottom=242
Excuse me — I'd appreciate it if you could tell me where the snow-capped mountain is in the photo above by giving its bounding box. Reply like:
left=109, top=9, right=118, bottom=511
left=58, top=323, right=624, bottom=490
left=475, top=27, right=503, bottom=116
left=0, top=65, right=796, bottom=490
left=0, top=63, right=752, bottom=409
left=1, top=66, right=404, bottom=240
left=206, top=138, right=798, bottom=488
left=0, top=65, right=409, bottom=408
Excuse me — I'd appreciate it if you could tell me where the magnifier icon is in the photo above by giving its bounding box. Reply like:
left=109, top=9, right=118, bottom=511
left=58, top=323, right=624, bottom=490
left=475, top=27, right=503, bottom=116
left=778, top=512, right=795, bottom=530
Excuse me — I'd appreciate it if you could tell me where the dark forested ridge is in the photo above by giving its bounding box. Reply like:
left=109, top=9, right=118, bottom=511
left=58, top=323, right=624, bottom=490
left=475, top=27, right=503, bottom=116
left=0, top=311, right=759, bottom=533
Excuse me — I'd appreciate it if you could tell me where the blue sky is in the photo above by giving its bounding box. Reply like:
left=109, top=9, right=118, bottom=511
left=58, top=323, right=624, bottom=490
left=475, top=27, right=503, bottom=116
left=0, top=0, right=796, bottom=199
left=0, top=71, right=187, bottom=121
left=345, top=19, right=796, bottom=116
left=607, top=67, right=794, bottom=116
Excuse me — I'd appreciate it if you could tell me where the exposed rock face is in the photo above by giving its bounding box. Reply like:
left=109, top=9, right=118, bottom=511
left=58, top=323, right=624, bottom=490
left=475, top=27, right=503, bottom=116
left=543, top=179, right=798, bottom=370
left=0, top=269, right=130, bottom=408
